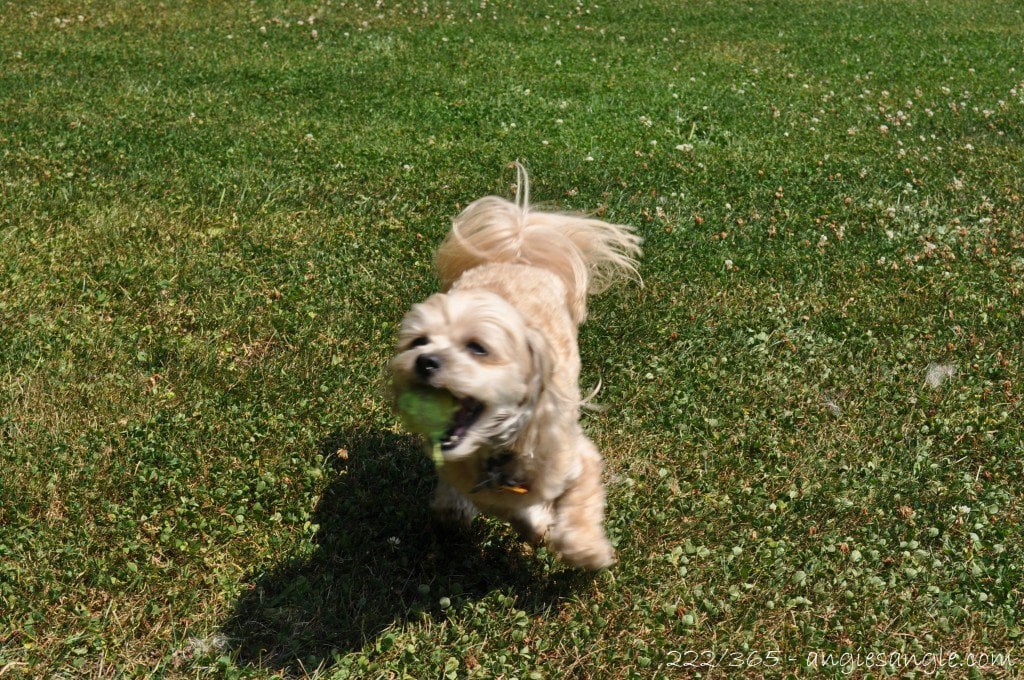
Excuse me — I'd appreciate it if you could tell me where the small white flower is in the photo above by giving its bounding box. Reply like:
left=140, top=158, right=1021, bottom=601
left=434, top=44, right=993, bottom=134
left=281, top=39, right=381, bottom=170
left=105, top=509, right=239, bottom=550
left=187, top=634, right=228, bottom=656
left=925, top=363, right=957, bottom=388
left=878, top=124, right=889, bottom=133
left=675, top=143, right=694, bottom=153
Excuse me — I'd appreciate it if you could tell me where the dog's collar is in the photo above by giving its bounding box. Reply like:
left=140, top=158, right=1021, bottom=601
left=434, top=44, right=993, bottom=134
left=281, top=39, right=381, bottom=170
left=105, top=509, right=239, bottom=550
left=470, top=452, right=529, bottom=494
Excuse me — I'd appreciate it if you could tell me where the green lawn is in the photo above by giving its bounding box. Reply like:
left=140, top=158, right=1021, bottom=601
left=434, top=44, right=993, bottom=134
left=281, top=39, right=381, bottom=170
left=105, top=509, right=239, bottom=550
left=1, top=0, right=1022, bottom=677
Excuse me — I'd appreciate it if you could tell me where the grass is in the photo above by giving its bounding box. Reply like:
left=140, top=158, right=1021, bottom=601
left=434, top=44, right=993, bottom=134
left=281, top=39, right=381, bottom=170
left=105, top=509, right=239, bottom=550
left=1, top=0, right=1022, bottom=677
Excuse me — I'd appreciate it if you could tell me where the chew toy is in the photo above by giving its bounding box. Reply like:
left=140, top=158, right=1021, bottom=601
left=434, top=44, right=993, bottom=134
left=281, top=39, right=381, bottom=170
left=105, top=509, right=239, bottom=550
left=397, top=388, right=459, bottom=468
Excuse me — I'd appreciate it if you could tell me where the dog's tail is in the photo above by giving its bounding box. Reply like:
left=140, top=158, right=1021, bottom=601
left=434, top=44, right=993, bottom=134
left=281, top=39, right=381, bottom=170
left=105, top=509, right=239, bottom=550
left=435, top=163, right=642, bottom=323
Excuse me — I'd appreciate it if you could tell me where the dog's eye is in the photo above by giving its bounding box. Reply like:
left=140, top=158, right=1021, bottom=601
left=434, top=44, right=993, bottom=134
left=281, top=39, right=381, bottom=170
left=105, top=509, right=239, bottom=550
left=409, top=336, right=429, bottom=349
left=466, top=341, right=488, bottom=356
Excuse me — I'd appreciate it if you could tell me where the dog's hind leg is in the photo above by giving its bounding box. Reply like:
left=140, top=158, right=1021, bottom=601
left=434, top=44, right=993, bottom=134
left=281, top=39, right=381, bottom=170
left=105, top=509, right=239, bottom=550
left=547, top=439, right=616, bottom=570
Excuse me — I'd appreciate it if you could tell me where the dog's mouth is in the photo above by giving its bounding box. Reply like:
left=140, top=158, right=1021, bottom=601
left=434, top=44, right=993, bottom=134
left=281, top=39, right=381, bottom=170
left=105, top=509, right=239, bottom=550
left=440, top=395, right=486, bottom=451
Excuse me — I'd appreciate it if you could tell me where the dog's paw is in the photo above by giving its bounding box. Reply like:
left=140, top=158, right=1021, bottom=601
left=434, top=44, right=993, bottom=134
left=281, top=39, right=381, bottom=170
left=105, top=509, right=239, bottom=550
left=558, top=538, right=616, bottom=571
left=509, top=504, right=555, bottom=546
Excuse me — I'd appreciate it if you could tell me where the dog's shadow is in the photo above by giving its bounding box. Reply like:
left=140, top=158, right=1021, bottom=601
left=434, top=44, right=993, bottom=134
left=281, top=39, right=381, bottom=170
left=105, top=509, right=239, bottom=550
left=223, top=427, right=593, bottom=673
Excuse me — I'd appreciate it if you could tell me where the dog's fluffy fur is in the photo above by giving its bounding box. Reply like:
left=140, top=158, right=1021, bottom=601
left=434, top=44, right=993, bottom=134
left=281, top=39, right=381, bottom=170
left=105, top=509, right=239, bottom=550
left=390, top=165, right=641, bottom=569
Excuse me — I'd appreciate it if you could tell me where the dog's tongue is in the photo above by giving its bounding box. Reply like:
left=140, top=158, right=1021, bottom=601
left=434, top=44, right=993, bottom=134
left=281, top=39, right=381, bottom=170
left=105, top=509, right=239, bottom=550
left=449, top=400, right=476, bottom=437
left=441, top=398, right=484, bottom=449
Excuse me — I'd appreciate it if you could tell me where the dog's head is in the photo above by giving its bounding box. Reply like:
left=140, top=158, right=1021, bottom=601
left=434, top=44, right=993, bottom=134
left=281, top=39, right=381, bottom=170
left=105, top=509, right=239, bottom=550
left=390, top=289, right=547, bottom=461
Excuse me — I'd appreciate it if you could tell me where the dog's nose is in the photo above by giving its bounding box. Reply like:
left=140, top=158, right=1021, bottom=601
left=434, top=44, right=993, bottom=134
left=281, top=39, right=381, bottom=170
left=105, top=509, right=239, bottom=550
left=415, top=353, right=442, bottom=379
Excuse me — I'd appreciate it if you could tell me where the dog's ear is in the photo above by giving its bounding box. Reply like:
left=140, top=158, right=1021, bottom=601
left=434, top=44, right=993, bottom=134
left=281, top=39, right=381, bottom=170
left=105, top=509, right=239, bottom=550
left=525, top=327, right=553, bottom=402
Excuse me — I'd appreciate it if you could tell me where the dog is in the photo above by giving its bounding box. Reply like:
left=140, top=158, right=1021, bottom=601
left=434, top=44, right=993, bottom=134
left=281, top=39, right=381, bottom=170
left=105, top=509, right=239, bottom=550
left=390, top=164, right=641, bottom=569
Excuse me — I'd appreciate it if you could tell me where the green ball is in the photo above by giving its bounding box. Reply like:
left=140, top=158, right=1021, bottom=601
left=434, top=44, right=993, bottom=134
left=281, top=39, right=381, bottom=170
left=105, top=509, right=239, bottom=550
left=398, top=389, right=459, bottom=467
left=398, top=389, right=459, bottom=437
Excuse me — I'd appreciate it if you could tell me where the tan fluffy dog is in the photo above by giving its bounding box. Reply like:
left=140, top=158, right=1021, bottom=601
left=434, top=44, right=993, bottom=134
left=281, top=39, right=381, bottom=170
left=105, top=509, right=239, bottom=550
left=390, top=165, right=641, bottom=569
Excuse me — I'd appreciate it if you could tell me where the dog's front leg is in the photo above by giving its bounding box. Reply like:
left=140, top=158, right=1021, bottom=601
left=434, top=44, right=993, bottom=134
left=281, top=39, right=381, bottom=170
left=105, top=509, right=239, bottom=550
left=509, top=503, right=555, bottom=545
left=431, top=480, right=478, bottom=528
left=546, top=440, right=616, bottom=570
